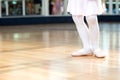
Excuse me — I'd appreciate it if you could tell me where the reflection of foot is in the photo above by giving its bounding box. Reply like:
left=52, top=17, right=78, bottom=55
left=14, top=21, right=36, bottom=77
left=72, top=49, right=93, bottom=57
left=93, top=49, right=106, bottom=58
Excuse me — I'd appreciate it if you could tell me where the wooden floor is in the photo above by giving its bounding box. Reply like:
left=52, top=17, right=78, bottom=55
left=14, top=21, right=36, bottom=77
left=0, top=23, right=120, bottom=80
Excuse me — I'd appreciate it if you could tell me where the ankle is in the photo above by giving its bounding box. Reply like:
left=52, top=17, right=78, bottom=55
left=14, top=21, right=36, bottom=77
left=83, top=48, right=91, bottom=50
left=91, top=48, right=100, bottom=52
left=93, top=48, right=100, bottom=52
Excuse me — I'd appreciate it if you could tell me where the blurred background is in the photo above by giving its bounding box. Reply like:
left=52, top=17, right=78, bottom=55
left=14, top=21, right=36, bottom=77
left=0, top=0, right=119, bottom=17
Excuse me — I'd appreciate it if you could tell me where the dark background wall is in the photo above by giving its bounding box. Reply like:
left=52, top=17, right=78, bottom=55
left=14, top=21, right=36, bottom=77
left=0, top=15, right=120, bottom=26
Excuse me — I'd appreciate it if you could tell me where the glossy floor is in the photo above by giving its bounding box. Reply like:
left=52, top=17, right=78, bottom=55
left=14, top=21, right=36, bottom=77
left=0, top=23, right=120, bottom=80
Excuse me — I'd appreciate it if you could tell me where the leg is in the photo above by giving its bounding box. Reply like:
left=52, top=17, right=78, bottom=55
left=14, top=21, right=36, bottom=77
left=86, top=15, right=105, bottom=58
left=86, top=15, right=100, bottom=50
left=72, top=15, right=92, bottom=56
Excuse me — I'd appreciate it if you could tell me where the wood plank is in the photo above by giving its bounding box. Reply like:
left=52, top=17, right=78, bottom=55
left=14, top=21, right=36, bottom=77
left=0, top=23, right=120, bottom=80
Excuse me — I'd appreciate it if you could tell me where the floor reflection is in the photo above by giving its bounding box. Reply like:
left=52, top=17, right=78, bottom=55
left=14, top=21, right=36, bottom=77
left=0, top=23, right=120, bottom=80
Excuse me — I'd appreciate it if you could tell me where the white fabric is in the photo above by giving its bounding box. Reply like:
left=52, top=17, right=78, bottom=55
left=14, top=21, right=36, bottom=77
left=72, top=16, right=90, bottom=49
left=86, top=16, right=100, bottom=50
left=72, top=15, right=100, bottom=51
left=67, top=0, right=104, bottom=16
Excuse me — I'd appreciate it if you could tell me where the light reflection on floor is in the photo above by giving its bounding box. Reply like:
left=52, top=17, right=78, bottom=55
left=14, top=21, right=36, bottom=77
left=0, top=23, right=120, bottom=80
